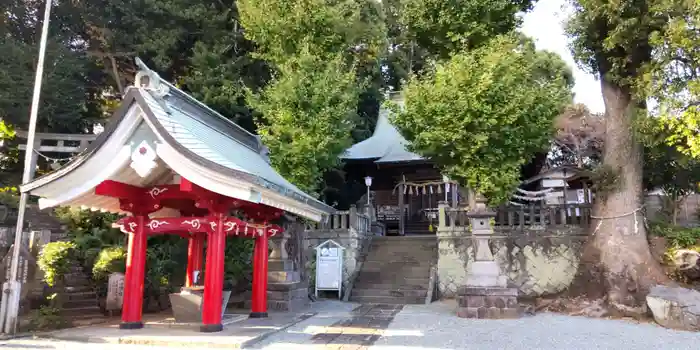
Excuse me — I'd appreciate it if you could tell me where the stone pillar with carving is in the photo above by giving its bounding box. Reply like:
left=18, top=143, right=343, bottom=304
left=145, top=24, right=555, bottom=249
left=248, top=222, right=308, bottom=312
left=436, top=200, right=471, bottom=297
left=457, top=194, right=520, bottom=319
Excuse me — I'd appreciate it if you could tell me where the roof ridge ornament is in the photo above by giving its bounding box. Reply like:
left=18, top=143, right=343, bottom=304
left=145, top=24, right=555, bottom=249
left=134, top=57, right=170, bottom=99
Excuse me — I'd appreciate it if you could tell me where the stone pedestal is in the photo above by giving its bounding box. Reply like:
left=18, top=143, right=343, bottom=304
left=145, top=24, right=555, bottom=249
left=457, top=286, right=519, bottom=319
left=245, top=232, right=308, bottom=312
left=466, top=261, right=508, bottom=287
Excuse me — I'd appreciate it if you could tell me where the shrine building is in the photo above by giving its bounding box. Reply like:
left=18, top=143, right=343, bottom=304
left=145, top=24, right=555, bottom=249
left=19, top=60, right=333, bottom=332
left=341, top=94, right=463, bottom=236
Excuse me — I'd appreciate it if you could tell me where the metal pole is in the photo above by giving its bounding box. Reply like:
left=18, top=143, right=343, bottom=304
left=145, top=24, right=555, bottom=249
left=1, top=0, right=53, bottom=334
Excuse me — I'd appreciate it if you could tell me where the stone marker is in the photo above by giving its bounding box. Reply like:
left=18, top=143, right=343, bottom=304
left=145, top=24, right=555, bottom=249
left=646, top=285, right=700, bottom=331
left=106, top=273, right=125, bottom=311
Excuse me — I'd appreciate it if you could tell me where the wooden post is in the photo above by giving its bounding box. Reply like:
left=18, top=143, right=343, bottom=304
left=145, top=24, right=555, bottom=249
left=120, top=215, right=147, bottom=329
left=398, top=183, right=405, bottom=236
left=560, top=185, right=568, bottom=224
left=438, top=201, right=448, bottom=231
left=201, top=213, right=226, bottom=332
left=452, top=184, right=459, bottom=206
left=250, top=233, right=269, bottom=318
left=185, top=233, right=204, bottom=287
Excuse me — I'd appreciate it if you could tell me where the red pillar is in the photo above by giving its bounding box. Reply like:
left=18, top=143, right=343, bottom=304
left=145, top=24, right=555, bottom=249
left=201, top=214, right=226, bottom=332
left=186, top=233, right=204, bottom=287
left=250, top=233, right=269, bottom=318
left=120, top=215, right=147, bottom=329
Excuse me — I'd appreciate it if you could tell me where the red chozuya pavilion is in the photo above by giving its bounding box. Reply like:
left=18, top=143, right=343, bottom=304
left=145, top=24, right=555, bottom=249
left=20, top=59, right=334, bottom=332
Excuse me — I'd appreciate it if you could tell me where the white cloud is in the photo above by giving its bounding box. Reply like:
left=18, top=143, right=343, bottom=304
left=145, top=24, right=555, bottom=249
left=521, top=0, right=605, bottom=114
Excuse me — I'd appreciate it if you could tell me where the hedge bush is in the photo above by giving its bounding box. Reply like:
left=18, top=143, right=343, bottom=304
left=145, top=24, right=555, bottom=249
left=37, top=241, right=77, bottom=287
left=92, top=246, right=127, bottom=282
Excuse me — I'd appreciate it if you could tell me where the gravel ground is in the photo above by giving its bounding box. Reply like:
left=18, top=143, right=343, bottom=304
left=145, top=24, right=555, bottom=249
left=369, top=301, right=700, bottom=350
left=2, top=300, right=699, bottom=350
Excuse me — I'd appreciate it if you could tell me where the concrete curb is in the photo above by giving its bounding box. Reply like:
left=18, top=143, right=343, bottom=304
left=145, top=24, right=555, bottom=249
left=34, top=312, right=317, bottom=349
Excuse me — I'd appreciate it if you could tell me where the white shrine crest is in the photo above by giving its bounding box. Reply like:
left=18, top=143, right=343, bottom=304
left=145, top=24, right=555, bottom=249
left=130, top=140, right=158, bottom=178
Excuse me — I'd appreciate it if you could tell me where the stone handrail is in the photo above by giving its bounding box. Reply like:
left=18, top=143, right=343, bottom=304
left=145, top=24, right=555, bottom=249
left=306, top=205, right=371, bottom=233
left=438, top=202, right=592, bottom=231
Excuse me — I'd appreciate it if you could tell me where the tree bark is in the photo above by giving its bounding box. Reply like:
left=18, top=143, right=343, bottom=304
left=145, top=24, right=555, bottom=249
left=569, top=77, right=669, bottom=314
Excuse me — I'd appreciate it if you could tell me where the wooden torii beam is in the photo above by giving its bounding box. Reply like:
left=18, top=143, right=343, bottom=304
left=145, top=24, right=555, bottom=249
left=11, top=130, right=98, bottom=178
left=14, top=130, right=97, bottom=153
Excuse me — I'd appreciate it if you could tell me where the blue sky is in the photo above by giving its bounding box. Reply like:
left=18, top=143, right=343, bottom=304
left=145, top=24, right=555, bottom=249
left=521, top=0, right=605, bottom=113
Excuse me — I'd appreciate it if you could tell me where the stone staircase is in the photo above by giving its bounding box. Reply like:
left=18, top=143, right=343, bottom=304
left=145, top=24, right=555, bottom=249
left=60, top=264, right=102, bottom=318
left=403, top=220, right=435, bottom=236
left=349, top=235, right=437, bottom=304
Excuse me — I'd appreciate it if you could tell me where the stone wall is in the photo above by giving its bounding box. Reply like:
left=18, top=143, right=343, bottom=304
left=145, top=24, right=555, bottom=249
left=303, top=225, right=371, bottom=296
left=437, top=227, right=587, bottom=298
left=0, top=205, right=65, bottom=310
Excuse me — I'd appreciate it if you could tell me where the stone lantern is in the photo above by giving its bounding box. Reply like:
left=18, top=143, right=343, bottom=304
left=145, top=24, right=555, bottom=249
left=456, top=194, right=520, bottom=319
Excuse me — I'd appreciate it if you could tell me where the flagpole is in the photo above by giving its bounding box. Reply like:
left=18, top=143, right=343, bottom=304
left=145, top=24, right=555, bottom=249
left=0, top=0, right=53, bottom=334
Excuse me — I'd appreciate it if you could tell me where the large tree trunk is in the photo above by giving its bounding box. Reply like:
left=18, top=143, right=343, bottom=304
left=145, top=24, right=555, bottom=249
left=569, top=77, right=669, bottom=315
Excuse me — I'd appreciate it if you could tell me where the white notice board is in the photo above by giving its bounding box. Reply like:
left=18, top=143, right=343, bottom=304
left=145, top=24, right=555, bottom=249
left=315, top=239, right=345, bottom=298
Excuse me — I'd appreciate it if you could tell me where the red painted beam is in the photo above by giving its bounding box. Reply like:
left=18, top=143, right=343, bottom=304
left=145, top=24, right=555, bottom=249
left=95, top=180, right=144, bottom=199
left=116, top=216, right=284, bottom=238
left=96, top=180, right=192, bottom=202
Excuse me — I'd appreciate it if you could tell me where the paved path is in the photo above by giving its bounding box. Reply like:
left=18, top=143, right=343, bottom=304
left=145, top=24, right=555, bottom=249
left=1, top=301, right=699, bottom=349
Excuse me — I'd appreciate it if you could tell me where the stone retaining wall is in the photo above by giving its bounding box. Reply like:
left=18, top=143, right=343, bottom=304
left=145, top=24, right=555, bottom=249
left=302, top=227, right=371, bottom=295
left=437, top=227, right=587, bottom=298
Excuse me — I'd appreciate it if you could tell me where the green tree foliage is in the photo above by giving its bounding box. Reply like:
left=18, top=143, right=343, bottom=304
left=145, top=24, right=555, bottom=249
left=399, top=0, right=533, bottom=59
left=381, top=0, right=536, bottom=90
left=391, top=35, right=572, bottom=204
left=91, top=246, right=127, bottom=282
left=38, top=241, right=77, bottom=287
left=238, top=0, right=386, bottom=65
left=0, top=38, right=97, bottom=133
left=644, top=1, right=700, bottom=157
left=239, top=0, right=385, bottom=194
left=249, top=51, right=362, bottom=194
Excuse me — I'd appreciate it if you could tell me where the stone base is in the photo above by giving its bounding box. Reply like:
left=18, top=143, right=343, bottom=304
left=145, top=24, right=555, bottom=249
left=119, top=321, right=144, bottom=329
left=200, top=323, right=223, bottom=333
left=456, top=286, right=520, bottom=319
left=244, top=281, right=309, bottom=312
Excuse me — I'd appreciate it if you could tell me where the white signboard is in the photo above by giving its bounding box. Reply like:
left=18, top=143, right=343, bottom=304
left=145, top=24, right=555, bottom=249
left=106, top=272, right=125, bottom=310
left=315, top=240, right=345, bottom=299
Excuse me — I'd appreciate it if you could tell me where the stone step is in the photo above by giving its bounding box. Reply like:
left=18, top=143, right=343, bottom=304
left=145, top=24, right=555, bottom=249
left=63, top=285, right=93, bottom=293
left=354, top=275, right=430, bottom=285
left=358, top=267, right=430, bottom=280
left=372, top=236, right=437, bottom=243
left=369, top=242, right=437, bottom=248
left=243, top=298, right=309, bottom=312
left=64, top=298, right=99, bottom=309
left=61, top=306, right=103, bottom=317
left=351, top=282, right=427, bottom=290
left=360, top=265, right=430, bottom=275
left=366, top=251, right=436, bottom=260
left=65, top=291, right=98, bottom=301
left=370, top=243, right=437, bottom=249
left=351, top=288, right=428, bottom=298
left=348, top=295, right=425, bottom=305
left=361, top=261, right=432, bottom=268
left=368, top=245, right=437, bottom=251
